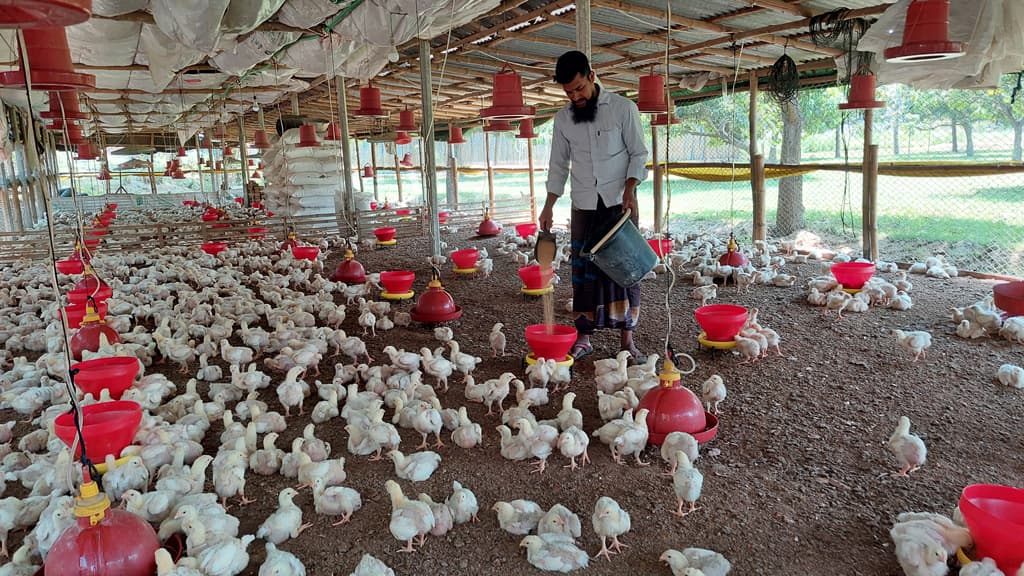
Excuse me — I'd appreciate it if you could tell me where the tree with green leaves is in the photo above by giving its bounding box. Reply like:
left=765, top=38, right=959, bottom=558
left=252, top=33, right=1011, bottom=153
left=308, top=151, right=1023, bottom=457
left=977, top=74, right=1024, bottom=161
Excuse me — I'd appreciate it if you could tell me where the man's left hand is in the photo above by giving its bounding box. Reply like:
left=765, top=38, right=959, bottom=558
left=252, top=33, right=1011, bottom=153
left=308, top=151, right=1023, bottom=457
left=621, top=188, right=638, bottom=216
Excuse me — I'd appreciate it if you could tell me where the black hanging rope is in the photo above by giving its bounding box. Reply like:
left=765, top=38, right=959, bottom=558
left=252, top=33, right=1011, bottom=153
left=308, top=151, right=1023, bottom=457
left=767, top=53, right=800, bottom=105
left=809, top=8, right=871, bottom=83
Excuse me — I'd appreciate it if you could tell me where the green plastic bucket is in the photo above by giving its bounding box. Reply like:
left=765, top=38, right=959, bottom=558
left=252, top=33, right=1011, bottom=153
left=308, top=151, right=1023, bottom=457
left=581, top=210, right=657, bottom=288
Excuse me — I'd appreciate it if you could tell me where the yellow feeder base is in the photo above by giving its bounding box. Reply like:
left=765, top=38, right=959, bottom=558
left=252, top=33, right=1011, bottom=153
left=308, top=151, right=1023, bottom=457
left=698, top=331, right=737, bottom=350
left=842, top=287, right=862, bottom=294
left=381, top=290, right=415, bottom=301
left=521, top=285, right=553, bottom=297
left=453, top=267, right=478, bottom=275
left=525, top=353, right=575, bottom=368
left=376, top=239, right=397, bottom=248
left=93, top=454, right=131, bottom=474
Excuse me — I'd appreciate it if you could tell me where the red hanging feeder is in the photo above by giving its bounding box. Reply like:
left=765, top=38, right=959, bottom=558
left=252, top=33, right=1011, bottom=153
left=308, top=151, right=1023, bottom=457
left=0, top=27, right=95, bottom=90
left=397, top=109, right=417, bottom=132
left=62, top=124, right=87, bottom=145
left=839, top=73, right=885, bottom=110
left=523, top=324, right=576, bottom=364
left=201, top=242, right=227, bottom=256
left=70, top=304, right=121, bottom=360
left=399, top=153, right=413, bottom=167
left=637, top=357, right=719, bottom=445
left=651, top=113, right=680, bottom=127
left=330, top=247, right=367, bottom=283
left=380, top=270, right=416, bottom=301
left=253, top=129, right=271, bottom=149
left=362, top=164, right=375, bottom=178
left=247, top=159, right=255, bottom=167
left=223, top=146, right=234, bottom=156
left=247, top=226, right=268, bottom=239
left=215, top=161, right=224, bottom=171
left=637, top=70, right=668, bottom=114
left=885, top=0, right=964, bottom=63
left=41, top=90, right=89, bottom=120
left=477, top=211, right=501, bottom=236
left=71, top=356, right=139, bottom=400
left=0, top=0, right=92, bottom=28
left=718, top=233, right=749, bottom=267
left=279, top=232, right=299, bottom=253
left=172, top=167, right=186, bottom=179
left=480, top=64, right=535, bottom=120
left=648, top=238, right=673, bottom=257
left=70, top=264, right=112, bottom=303
left=251, top=169, right=262, bottom=179
left=483, top=119, right=514, bottom=132
left=324, top=122, right=341, bottom=141
left=410, top=271, right=463, bottom=323
left=354, top=82, right=387, bottom=117
left=516, top=118, right=537, bottom=139
left=176, top=146, right=187, bottom=157
left=54, top=401, right=140, bottom=461
left=56, top=257, right=84, bottom=275
left=292, top=246, right=320, bottom=261
left=449, top=126, right=467, bottom=144
left=61, top=300, right=107, bottom=329
left=515, top=222, right=538, bottom=238
left=76, top=141, right=96, bottom=160
left=395, top=132, right=412, bottom=146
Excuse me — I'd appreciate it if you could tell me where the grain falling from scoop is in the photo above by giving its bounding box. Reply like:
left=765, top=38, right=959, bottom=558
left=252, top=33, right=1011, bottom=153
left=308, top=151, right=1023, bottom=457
left=535, top=233, right=557, bottom=335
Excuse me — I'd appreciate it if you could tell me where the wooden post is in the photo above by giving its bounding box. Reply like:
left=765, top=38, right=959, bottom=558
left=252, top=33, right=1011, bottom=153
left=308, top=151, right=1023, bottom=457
left=485, top=131, right=494, bottom=213
left=527, top=136, right=536, bottom=222
left=752, top=154, right=767, bottom=243
left=0, top=161, right=21, bottom=231
left=394, top=152, right=403, bottom=203
left=576, top=0, right=591, bottom=61
left=651, top=124, right=662, bottom=233
left=862, top=109, right=876, bottom=259
left=100, top=133, right=111, bottom=196
left=290, top=93, right=300, bottom=115
left=354, top=137, right=363, bottom=195
left=370, top=143, right=379, bottom=200
left=335, top=74, right=356, bottom=226
left=207, top=145, right=216, bottom=200
left=748, top=70, right=759, bottom=160
left=148, top=151, right=158, bottom=194
left=238, top=117, right=249, bottom=189
left=196, top=141, right=204, bottom=202
left=419, top=37, right=441, bottom=256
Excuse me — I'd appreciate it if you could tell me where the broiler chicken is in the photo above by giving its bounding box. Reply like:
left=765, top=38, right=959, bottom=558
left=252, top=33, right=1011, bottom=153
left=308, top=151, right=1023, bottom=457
left=556, top=392, right=583, bottom=431
left=446, top=480, right=479, bottom=524
left=296, top=453, right=346, bottom=490
left=516, top=419, right=559, bottom=473
left=537, top=504, right=582, bottom=541
left=660, top=548, right=731, bottom=576
left=489, top=323, right=506, bottom=357
left=888, top=416, right=927, bottom=477
left=417, top=494, right=454, bottom=537
left=182, top=518, right=254, bottom=576
left=557, top=426, right=590, bottom=470
left=701, top=375, right=726, bottom=415
left=520, top=534, right=589, bottom=573
left=350, top=555, right=395, bottom=576
left=256, top=488, right=311, bottom=545
left=451, top=407, right=483, bottom=449
left=259, top=542, right=306, bottom=576
left=420, top=348, right=454, bottom=392
left=412, top=402, right=445, bottom=449
left=610, top=408, right=650, bottom=466
left=220, top=340, right=255, bottom=367
left=592, top=496, right=631, bottom=561
left=492, top=499, right=544, bottom=535
left=121, top=489, right=175, bottom=524
left=672, top=451, right=704, bottom=517
left=311, top=477, right=362, bottom=526
left=385, top=479, right=434, bottom=553
left=250, top=432, right=284, bottom=476
left=276, top=366, right=307, bottom=416
left=661, top=431, right=699, bottom=476
left=388, top=449, right=441, bottom=482
left=447, top=340, right=482, bottom=380
left=101, top=454, right=150, bottom=503
left=893, top=329, right=933, bottom=362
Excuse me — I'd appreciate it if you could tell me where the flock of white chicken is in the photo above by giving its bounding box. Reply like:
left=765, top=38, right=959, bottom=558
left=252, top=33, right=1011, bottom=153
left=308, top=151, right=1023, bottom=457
left=0, top=209, right=1020, bottom=575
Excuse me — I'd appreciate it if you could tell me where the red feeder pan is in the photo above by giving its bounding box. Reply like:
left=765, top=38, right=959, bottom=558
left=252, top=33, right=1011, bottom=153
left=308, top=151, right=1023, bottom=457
left=56, top=258, right=84, bottom=275
left=362, top=164, right=375, bottom=178
left=200, top=212, right=219, bottom=222
left=831, top=262, right=875, bottom=290
left=993, top=281, right=1024, bottom=317
left=438, top=211, right=449, bottom=224
left=518, top=265, right=552, bottom=290
left=253, top=129, right=271, bottom=149
left=73, top=271, right=111, bottom=300
left=354, top=83, right=386, bottom=117
left=651, top=113, right=680, bottom=127
left=380, top=270, right=415, bottom=294
left=410, top=276, right=463, bottom=323
left=330, top=249, right=366, bottom=283
left=450, top=248, right=479, bottom=270
left=0, top=27, right=95, bottom=90
left=0, top=0, right=92, bottom=28
left=395, top=208, right=412, bottom=216
left=61, top=301, right=107, bottom=329
left=648, top=238, right=673, bottom=257
left=524, top=324, right=576, bottom=362
left=515, top=222, right=538, bottom=238
left=54, top=400, right=141, bottom=460
left=201, top=242, right=227, bottom=256
left=516, top=118, right=537, bottom=139
left=478, top=213, right=501, bottom=237
left=374, top=227, right=396, bottom=242
left=959, top=484, right=1024, bottom=574
left=70, top=309, right=120, bottom=361
left=71, top=356, right=139, bottom=400
left=292, top=246, right=320, bottom=261
left=296, top=124, right=320, bottom=147
left=695, top=304, right=748, bottom=343
left=638, top=361, right=719, bottom=445
left=211, top=223, right=230, bottom=229
left=449, top=126, right=467, bottom=144
left=41, top=90, right=89, bottom=120
left=397, top=109, right=417, bottom=132
left=83, top=238, right=101, bottom=250
left=248, top=226, right=268, bottom=239
left=885, top=0, right=964, bottom=63
left=483, top=119, right=514, bottom=133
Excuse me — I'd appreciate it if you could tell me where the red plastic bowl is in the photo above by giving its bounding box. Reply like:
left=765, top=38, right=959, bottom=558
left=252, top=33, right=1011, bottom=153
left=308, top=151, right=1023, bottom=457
left=67, top=283, right=113, bottom=305
left=374, top=227, right=396, bottom=242
left=450, top=249, right=479, bottom=269
left=71, top=356, right=139, bottom=400
left=994, top=281, right=1024, bottom=317
left=84, top=239, right=101, bottom=249
left=201, top=242, right=227, bottom=256
left=248, top=227, right=268, bottom=239
left=86, top=229, right=108, bottom=237
left=524, top=324, right=577, bottom=362
left=695, top=304, right=748, bottom=342
left=518, top=265, right=552, bottom=290
left=831, top=262, right=876, bottom=290
left=381, top=270, right=415, bottom=294
left=395, top=208, right=412, bottom=216
left=292, top=246, right=320, bottom=261
left=960, top=484, right=1024, bottom=574
left=648, top=238, right=673, bottom=257
left=56, top=259, right=84, bottom=275
left=107, top=204, right=118, bottom=211
left=438, top=211, right=449, bottom=224
left=61, top=302, right=108, bottom=329
left=515, top=222, right=538, bottom=238
left=200, top=213, right=219, bottom=222
left=54, top=400, right=141, bottom=460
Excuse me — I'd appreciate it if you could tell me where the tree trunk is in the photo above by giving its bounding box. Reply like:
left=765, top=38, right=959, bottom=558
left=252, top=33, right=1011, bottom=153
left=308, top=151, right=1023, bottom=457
left=951, top=121, right=958, bottom=153
left=1014, top=121, right=1023, bottom=162
left=768, top=145, right=777, bottom=164
left=964, top=122, right=974, bottom=157
left=834, top=127, right=841, bottom=159
left=892, top=118, right=900, bottom=156
left=776, top=100, right=804, bottom=235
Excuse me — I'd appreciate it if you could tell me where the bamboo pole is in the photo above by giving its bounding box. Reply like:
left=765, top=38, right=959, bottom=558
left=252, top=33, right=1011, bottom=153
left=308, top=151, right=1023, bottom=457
left=100, top=133, right=111, bottom=196
left=527, top=136, right=536, bottom=222
left=148, top=152, right=158, bottom=194
left=335, top=74, right=356, bottom=226
left=862, top=109, right=876, bottom=259
left=651, top=124, right=662, bottom=233
left=485, top=131, right=494, bottom=213
left=419, top=37, right=441, bottom=257
left=748, top=70, right=759, bottom=159
left=752, top=154, right=767, bottom=243
left=354, top=137, right=364, bottom=196
left=238, top=117, right=249, bottom=190
left=370, top=143, right=379, bottom=201
left=394, top=151, right=403, bottom=203
left=207, top=145, right=216, bottom=201
left=447, top=130, right=459, bottom=208
left=0, top=161, right=21, bottom=231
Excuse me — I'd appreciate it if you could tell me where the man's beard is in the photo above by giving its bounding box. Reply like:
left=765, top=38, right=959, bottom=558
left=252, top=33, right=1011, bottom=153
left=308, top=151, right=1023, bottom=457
left=570, top=87, right=599, bottom=124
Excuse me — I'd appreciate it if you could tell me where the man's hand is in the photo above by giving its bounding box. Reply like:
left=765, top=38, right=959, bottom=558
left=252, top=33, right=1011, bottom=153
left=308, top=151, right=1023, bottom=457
left=539, top=205, right=554, bottom=232
left=621, top=187, right=638, bottom=217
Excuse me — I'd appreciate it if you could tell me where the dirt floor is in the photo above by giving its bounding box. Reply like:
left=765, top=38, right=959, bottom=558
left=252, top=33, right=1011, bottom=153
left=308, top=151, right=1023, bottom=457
left=5, top=226, right=1024, bottom=576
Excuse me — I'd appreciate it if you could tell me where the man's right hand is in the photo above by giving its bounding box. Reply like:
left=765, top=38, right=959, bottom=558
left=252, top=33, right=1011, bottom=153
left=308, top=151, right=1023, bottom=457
left=539, top=206, right=554, bottom=232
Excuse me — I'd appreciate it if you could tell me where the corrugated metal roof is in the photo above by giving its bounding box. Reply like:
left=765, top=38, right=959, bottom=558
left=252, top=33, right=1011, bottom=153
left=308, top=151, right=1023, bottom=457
left=496, top=38, right=568, bottom=60
left=719, top=10, right=803, bottom=31
left=532, top=22, right=628, bottom=46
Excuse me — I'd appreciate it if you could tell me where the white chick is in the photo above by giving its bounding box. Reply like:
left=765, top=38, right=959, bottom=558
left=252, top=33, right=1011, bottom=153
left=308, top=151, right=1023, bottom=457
left=893, top=329, right=932, bottom=362
left=101, top=455, right=150, bottom=503
left=537, top=504, right=582, bottom=541
left=701, top=375, right=726, bottom=415
left=388, top=450, right=441, bottom=483
left=489, top=322, right=506, bottom=357
left=999, top=317, right=1024, bottom=343
left=732, top=334, right=761, bottom=363
left=276, top=366, right=307, bottom=417
left=256, top=488, right=311, bottom=545
left=121, top=489, right=175, bottom=524
left=556, top=392, right=583, bottom=431
left=259, top=542, right=306, bottom=576
left=888, top=416, right=927, bottom=477
left=960, top=558, right=1005, bottom=576
left=385, top=479, right=434, bottom=553
left=889, top=290, right=913, bottom=311
left=311, top=477, right=361, bottom=526
left=591, top=496, right=631, bottom=561
left=492, top=499, right=544, bottom=535
left=660, top=548, right=732, bottom=576
left=417, top=494, right=454, bottom=537
left=432, top=327, right=453, bottom=344
left=996, top=364, right=1024, bottom=389
left=956, top=320, right=987, bottom=339
left=672, top=451, right=704, bottom=517
left=520, top=534, right=589, bottom=573
left=661, top=431, right=699, bottom=476
left=349, top=554, right=394, bottom=576
left=451, top=407, right=482, bottom=449
left=446, top=480, right=479, bottom=524
left=557, top=426, right=591, bottom=470
left=890, top=521, right=949, bottom=576
left=691, top=284, right=717, bottom=306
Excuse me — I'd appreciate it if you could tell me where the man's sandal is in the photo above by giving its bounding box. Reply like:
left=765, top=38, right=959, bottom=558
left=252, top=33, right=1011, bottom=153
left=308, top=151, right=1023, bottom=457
left=569, top=342, right=594, bottom=360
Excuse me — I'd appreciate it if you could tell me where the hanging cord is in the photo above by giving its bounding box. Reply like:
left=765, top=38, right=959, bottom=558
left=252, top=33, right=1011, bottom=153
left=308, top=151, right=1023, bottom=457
left=15, top=29, right=93, bottom=485
left=766, top=40, right=799, bottom=105
left=55, top=93, right=87, bottom=246
left=725, top=42, right=746, bottom=233
left=838, top=110, right=854, bottom=234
